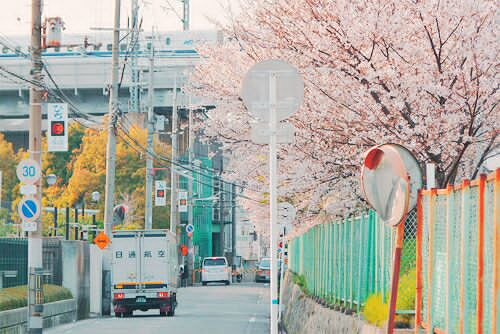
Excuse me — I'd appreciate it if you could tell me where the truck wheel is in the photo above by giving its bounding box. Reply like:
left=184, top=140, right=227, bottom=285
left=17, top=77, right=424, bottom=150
left=225, top=280, right=230, bottom=286
left=202, top=281, right=207, bottom=286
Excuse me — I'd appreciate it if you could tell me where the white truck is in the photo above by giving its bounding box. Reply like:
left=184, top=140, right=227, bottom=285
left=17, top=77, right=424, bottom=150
left=111, top=230, right=178, bottom=317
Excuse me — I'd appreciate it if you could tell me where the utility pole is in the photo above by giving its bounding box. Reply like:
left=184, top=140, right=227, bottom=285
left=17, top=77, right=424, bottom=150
left=169, top=77, right=178, bottom=235
left=186, top=99, right=194, bottom=285
left=145, top=34, right=154, bottom=230
left=129, top=0, right=140, bottom=115
left=218, top=174, right=224, bottom=256
left=103, top=0, right=121, bottom=316
left=231, top=183, right=236, bottom=266
left=28, top=1, right=43, bottom=332
left=182, top=0, right=189, bottom=31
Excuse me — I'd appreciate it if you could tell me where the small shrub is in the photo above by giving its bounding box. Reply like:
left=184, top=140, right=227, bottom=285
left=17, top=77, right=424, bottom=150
left=363, top=293, right=388, bottom=327
left=292, top=273, right=308, bottom=293
left=0, top=284, right=72, bottom=312
left=362, top=268, right=416, bottom=328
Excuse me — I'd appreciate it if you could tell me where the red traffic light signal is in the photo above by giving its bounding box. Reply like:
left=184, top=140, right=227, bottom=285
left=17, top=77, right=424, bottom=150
left=157, top=190, right=165, bottom=198
left=51, top=121, right=65, bottom=136
left=179, top=199, right=187, bottom=205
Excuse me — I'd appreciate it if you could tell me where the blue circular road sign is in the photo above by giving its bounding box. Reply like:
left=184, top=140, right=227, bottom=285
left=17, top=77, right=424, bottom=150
left=18, top=198, right=41, bottom=222
left=185, top=224, right=194, bottom=233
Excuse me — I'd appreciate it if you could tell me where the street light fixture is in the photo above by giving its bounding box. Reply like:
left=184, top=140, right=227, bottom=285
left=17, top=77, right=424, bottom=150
left=46, top=173, right=57, bottom=186
left=91, top=191, right=101, bottom=202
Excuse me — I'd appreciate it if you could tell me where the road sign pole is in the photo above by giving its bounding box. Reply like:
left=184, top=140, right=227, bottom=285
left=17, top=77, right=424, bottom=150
left=269, top=72, right=279, bottom=334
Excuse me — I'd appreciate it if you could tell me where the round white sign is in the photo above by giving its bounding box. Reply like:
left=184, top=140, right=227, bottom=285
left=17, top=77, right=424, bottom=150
left=186, top=224, right=194, bottom=233
left=241, top=60, right=304, bottom=122
left=16, top=158, right=42, bottom=185
left=18, top=197, right=41, bottom=223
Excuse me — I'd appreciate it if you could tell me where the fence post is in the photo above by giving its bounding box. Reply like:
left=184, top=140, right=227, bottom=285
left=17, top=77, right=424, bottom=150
left=356, top=215, right=363, bottom=312
left=427, top=188, right=437, bottom=333
left=459, top=179, right=470, bottom=334
left=415, top=190, right=423, bottom=332
left=445, top=185, right=454, bottom=332
left=493, top=169, right=500, bottom=334
left=477, top=174, right=486, bottom=334
left=65, top=207, right=70, bottom=240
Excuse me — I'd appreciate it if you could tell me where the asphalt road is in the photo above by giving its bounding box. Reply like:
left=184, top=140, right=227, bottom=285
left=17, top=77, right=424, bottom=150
left=45, top=283, right=270, bottom=334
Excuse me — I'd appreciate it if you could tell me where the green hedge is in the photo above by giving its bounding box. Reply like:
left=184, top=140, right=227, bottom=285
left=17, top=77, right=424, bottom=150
left=0, top=284, right=72, bottom=312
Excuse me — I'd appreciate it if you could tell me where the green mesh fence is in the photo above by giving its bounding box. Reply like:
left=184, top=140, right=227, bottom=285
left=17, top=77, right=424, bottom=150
left=418, top=171, right=498, bottom=333
left=288, top=210, right=416, bottom=313
left=179, top=157, right=214, bottom=268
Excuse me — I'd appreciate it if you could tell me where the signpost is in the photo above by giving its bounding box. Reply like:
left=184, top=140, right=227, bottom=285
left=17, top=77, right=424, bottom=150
left=185, top=223, right=194, bottom=234
left=47, top=103, right=69, bottom=152
left=18, top=198, right=41, bottom=223
left=16, top=158, right=42, bottom=185
left=178, top=191, right=188, bottom=213
left=155, top=181, right=167, bottom=206
left=17, top=159, right=42, bottom=233
left=241, top=60, right=304, bottom=334
left=94, top=232, right=111, bottom=250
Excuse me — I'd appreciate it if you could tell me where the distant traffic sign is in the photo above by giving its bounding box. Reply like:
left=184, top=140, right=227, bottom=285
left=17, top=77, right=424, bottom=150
left=18, top=198, right=41, bottom=223
left=16, top=159, right=42, bottom=185
left=185, top=224, right=194, bottom=234
left=94, top=232, right=111, bottom=250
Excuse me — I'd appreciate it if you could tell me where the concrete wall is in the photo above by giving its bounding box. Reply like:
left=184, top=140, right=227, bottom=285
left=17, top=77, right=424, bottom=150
left=89, top=245, right=102, bottom=316
left=281, top=272, right=413, bottom=334
left=61, top=241, right=90, bottom=320
left=0, top=299, right=76, bottom=334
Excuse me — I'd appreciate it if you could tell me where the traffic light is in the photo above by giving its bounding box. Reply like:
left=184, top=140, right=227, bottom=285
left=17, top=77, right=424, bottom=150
left=50, top=121, right=65, bottom=136
left=156, top=189, right=165, bottom=198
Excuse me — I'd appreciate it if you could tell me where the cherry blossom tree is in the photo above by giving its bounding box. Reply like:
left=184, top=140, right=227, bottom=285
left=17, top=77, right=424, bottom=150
left=189, top=0, right=499, bottom=225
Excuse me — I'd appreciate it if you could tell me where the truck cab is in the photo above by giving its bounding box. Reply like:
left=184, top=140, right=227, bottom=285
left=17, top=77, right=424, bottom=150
left=111, top=230, right=178, bottom=317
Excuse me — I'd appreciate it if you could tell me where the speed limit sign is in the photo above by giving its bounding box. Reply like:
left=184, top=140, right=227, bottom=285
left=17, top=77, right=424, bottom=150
left=16, top=158, right=42, bottom=185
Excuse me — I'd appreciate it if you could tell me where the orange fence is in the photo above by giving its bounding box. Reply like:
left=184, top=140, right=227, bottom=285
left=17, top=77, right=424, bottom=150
left=416, top=169, right=499, bottom=334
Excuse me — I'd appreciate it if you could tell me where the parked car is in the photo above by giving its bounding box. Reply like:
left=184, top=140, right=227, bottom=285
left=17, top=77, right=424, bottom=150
left=201, top=257, right=231, bottom=286
left=255, top=257, right=271, bottom=283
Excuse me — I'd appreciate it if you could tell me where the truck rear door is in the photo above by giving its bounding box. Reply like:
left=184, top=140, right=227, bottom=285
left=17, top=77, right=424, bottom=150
left=140, top=231, right=169, bottom=288
left=112, top=231, right=140, bottom=288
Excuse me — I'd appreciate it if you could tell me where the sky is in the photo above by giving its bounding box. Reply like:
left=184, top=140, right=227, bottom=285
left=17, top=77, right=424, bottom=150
left=0, top=0, right=237, bottom=36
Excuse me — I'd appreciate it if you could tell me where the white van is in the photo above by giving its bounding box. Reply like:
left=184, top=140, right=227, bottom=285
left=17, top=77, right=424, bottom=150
left=201, top=257, right=231, bottom=286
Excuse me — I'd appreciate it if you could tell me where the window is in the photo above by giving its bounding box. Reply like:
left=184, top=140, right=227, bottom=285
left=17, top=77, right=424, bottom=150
left=120, top=44, right=127, bottom=51
left=107, top=44, right=112, bottom=51
left=259, top=259, right=271, bottom=269
left=203, top=258, right=227, bottom=266
left=2, top=47, right=9, bottom=54
left=165, top=37, right=171, bottom=45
